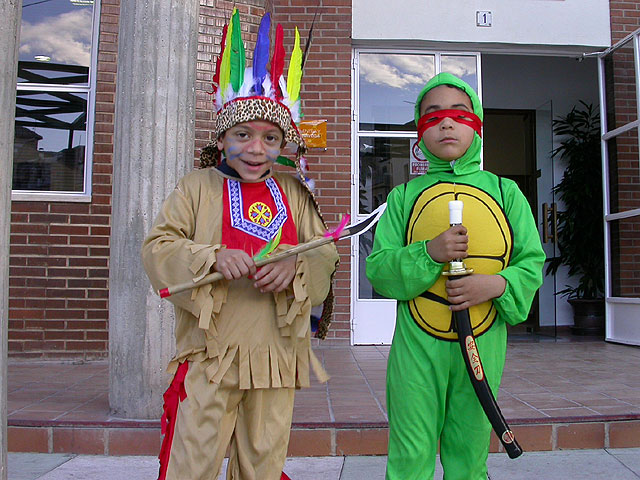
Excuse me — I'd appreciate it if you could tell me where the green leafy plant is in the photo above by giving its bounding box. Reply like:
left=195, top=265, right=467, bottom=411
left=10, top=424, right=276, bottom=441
left=546, top=102, right=604, bottom=299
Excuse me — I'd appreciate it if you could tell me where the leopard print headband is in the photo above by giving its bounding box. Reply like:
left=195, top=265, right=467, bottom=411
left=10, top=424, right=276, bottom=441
left=200, top=96, right=307, bottom=169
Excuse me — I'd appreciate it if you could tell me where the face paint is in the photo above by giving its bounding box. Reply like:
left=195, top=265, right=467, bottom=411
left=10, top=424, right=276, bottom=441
left=217, top=120, right=285, bottom=181
left=417, top=109, right=483, bottom=141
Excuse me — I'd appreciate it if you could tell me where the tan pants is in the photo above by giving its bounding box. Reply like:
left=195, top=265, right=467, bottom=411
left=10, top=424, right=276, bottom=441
left=164, top=357, right=295, bottom=480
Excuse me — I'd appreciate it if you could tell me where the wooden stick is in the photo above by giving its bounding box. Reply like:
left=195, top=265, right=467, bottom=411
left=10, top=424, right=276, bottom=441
left=159, top=236, right=334, bottom=298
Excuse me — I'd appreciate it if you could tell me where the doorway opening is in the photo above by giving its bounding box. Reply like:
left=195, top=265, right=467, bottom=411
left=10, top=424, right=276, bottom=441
left=483, top=109, right=550, bottom=338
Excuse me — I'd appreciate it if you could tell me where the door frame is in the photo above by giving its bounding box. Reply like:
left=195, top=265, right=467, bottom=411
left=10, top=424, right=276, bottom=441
left=598, top=29, right=640, bottom=346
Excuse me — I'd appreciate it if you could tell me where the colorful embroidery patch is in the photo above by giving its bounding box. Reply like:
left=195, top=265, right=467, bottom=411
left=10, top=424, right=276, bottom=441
left=228, top=177, right=287, bottom=241
left=248, top=202, right=273, bottom=226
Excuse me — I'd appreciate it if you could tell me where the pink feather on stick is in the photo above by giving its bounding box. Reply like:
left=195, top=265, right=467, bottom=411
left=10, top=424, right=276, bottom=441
left=324, top=214, right=351, bottom=240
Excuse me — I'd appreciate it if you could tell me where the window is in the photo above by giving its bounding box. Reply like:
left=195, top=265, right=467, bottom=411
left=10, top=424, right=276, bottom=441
left=354, top=50, right=480, bottom=299
left=356, top=51, right=480, bottom=215
left=13, top=0, right=99, bottom=201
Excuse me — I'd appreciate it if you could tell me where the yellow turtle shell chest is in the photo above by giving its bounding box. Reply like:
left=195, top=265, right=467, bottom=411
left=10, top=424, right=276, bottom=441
left=406, top=182, right=513, bottom=340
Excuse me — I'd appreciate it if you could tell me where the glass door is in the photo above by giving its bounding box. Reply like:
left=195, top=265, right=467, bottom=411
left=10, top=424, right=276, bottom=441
left=351, top=51, right=480, bottom=344
left=535, top=102, right=560, bottom=336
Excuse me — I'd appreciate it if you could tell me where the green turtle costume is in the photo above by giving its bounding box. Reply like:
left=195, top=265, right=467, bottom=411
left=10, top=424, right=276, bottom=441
left=366, top=73, right=545, bottom=480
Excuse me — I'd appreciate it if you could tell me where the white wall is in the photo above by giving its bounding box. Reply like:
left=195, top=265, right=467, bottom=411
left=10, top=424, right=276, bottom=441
left=353, top=0, right=611, bottom=51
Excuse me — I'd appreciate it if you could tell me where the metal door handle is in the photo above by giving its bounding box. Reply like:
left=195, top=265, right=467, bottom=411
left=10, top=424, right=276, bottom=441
left=542, top=203, right=557, bottom=244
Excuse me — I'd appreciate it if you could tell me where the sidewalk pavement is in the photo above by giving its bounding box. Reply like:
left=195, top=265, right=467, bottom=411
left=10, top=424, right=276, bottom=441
left=9, top=448, right=640, bottom=479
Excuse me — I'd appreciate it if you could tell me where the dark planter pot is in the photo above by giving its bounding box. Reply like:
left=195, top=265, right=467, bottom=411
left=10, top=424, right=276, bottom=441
left=568, top=298, right=605, bottom=336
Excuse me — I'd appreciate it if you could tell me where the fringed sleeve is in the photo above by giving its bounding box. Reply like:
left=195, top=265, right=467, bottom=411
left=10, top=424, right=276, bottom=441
left=141, top=174, right=227, bottom=329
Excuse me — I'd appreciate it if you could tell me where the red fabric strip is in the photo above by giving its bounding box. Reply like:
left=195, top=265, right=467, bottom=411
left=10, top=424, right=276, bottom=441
left=417, top=109, right=483, bottom=141
left=157, top=362, right=189, bottom=480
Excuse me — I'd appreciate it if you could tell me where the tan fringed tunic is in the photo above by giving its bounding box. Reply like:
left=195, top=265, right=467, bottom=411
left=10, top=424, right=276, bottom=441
left=142, top=167, right=339, bottom=389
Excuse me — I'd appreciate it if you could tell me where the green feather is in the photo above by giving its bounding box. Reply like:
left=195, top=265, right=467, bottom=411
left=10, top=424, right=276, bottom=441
left=229, top=9, right=245, bottom=92
left=254, top=228, right=282, bottom=260
left=276, top=155, right=297, bottom=168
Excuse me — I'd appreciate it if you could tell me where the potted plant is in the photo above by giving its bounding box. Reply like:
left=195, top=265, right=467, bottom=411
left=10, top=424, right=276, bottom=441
left=546, top=102, right=605, bottom=335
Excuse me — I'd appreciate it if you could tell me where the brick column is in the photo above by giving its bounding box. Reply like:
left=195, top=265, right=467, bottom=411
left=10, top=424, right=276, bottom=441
left=0, top=1, right=21, bottom=474
left=109, top=0, right=199, bottom=418
left=273, top=0, right=353, bottom=341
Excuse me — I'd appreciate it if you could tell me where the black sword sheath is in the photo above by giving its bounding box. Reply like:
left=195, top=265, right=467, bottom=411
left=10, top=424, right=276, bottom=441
left=452, top=300, right=523, bottom=459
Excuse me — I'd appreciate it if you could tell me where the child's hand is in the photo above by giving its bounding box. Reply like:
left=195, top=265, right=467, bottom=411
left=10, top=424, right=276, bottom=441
left=253, top=255, right=297, bottom=293
left=445, top=274, right=506, bottom=311
left=426, top=225, right=468, bottom=263
left=214, top=248, right=257, bottom=280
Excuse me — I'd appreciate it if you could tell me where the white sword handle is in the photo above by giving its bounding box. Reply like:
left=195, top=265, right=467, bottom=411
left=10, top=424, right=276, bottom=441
left=449, top=200, right=463, bottom=226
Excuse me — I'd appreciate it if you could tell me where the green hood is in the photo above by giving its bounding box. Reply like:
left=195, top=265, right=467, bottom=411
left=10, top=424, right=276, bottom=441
left=414, top=72, right=483, bottom=175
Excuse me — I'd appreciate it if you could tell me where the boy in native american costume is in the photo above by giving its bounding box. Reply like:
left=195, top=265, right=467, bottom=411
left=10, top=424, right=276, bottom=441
left=142, top=10, right=338, bottom=480
left=366, top=73, right=545, bottom=479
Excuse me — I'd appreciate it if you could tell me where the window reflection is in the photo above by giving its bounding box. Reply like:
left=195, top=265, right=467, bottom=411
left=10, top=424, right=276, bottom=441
left=15, top=0, right=95, bottom=195
left=359, top=53, right=435, bottom=131
left=18, top=62, right=89, bottom=85
left=19, top=0, right=93, bottom=84
left=356, top=52, right=479, bottom=301
left=359, top=136, right=413, bottom=215
left=13, top=91, right=87, bottom=192
left=441, top=55, right=478, bottom=92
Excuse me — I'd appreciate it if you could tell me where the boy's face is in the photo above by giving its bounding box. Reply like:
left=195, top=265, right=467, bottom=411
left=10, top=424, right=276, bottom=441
left=217, top=120, right=285, bottom=181
left=419, top=85, right=476, bottom=162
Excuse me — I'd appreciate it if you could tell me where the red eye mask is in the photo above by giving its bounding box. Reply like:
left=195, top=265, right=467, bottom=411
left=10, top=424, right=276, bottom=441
left=417, top=109, right=483, bottom=141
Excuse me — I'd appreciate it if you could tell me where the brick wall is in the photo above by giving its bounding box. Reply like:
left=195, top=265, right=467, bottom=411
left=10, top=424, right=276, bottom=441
left=8, top=0, right=119, bottom=359
left=273, top=0, right=353, bottom=341
left=607, top=2, right=640, bottom=296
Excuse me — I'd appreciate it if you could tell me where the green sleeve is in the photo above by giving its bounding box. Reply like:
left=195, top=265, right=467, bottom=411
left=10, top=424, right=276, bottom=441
left=365, top=186, right=445, bottom=301
left=495, top=180, right=546, bottom=325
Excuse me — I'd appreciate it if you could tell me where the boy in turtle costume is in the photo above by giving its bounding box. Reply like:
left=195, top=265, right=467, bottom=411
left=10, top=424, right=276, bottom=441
left=366, top=72, right=545, bottom=479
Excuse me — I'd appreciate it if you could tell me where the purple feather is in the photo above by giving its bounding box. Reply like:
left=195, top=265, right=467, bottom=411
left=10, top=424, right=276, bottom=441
left=253, top=13, right=271, bottom=96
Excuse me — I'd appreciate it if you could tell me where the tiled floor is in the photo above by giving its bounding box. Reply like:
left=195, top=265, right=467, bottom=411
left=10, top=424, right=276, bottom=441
left=7, top=335, right=640, bottom=455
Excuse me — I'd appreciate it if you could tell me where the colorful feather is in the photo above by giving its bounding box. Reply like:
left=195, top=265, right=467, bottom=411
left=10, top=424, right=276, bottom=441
left=237, top=68, right=254, bottom=99
left=324, top=214, right=350, bottom=240
left=211, top=24, right=228, bottom=95
left=287, top=27, right=302, bottom=103
left=261, top=75, right=273, bottom=98
left=252, top=13, right=271, bottom=96
left=276, top=155, right=296, bottom=168
left=301, top=2, right=320, bottom=70
left=254, top=228, right=282, bottom=260
left=279, top=75, right=300, bottom=122
left=229, top=8, right=245, bottom=92
left=270, top=23, right=285, bottom=100
left=218, top=9, right=234, bottom=98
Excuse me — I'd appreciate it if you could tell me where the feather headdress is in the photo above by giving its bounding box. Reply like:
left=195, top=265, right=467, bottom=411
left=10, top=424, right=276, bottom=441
left=201, top=9, right=311, bottom=173
left=212, top=13, right=302, bottom=119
